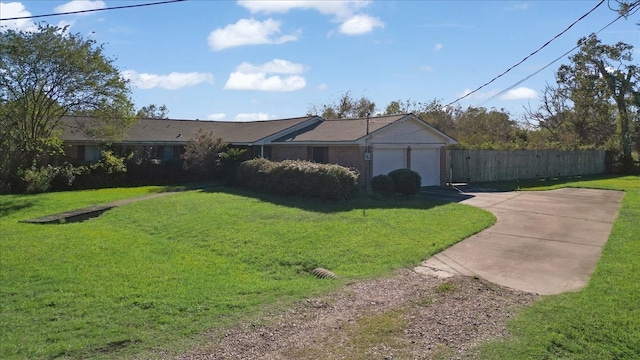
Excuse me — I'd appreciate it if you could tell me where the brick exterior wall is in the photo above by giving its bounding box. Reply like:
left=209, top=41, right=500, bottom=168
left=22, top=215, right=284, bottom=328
left=328, top=146, right=368, bottom=185
left=270, top=146, right=308, bottom=161
left=328, top=146, right=365, bottom=171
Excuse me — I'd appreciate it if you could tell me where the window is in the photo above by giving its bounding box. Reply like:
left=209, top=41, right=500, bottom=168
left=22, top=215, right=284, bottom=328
left=307, top=146, right=328, bottom=163
left=77, top=145, right=85, bottom=161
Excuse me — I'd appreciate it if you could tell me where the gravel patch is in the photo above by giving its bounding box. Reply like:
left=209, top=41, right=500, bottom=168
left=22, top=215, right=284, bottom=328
left=176, top=269, right=538, bottom=360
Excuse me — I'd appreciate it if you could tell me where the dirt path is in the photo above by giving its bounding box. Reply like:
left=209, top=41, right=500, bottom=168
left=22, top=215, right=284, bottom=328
left=175, top=269, right=538, bottom=360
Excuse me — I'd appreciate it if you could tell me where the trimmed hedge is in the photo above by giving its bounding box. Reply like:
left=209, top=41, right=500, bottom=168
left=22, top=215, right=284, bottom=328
left=235, top=158, right=359, bottom=200
left=388, top=168, right=421, bottom=195
left=371, top=174, right=395, bottom=195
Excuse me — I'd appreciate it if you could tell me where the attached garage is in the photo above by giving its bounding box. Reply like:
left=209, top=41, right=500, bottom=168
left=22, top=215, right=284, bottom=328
left=369, top=115, right=455, bottom=187
left=265, top=113, right=457, bottom=187
left=372, top=146, right=442, bottom=186
left=372, top=147, right=406, bottom=178
left=409, top=147, right=441, bottom=186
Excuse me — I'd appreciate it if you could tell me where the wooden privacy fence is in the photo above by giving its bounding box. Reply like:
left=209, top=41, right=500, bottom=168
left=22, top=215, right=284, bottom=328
left=446, top=149, right=607, bottom=183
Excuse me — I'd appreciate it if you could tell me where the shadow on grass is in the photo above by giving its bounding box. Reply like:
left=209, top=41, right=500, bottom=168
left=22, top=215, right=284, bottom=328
left=198, top=185, right=474, bottom=214
left=0, top=197, right=36, bottom=218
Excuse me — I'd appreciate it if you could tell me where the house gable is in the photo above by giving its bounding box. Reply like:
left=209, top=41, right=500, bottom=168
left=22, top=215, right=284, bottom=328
left=366, top=114, right=457, bottom=147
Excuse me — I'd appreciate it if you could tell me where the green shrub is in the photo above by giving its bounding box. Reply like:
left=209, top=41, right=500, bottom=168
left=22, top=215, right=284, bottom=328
left=388, top=168, right=421, bottom=195
left=235, top=157, right=275, bottom=190
left=181, top=130, right=227, bottom=180
left=21, top=163, right=89, bottom=194
left=236, top=158, right=359, bottom=200
left=90, top=150, right=128, bottom=175
left=219, top=147, right=249, bottom=184
left=22, top=165, right=56, bottom=193
left=50, top=163, right=88, bottom=191
left=371, top=174, right=395, bottom=195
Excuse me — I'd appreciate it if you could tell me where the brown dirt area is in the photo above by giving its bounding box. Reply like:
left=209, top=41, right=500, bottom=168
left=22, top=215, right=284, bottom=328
left=175, top=268, right=538, bottom=360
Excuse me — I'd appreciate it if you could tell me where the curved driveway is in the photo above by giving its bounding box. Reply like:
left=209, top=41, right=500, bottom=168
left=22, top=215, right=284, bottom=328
left=416, top=188, right=625, bottom=295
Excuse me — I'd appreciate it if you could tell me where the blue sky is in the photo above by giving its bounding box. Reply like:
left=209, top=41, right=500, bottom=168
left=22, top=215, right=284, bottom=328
left=1, top=0, right=638, bottom=122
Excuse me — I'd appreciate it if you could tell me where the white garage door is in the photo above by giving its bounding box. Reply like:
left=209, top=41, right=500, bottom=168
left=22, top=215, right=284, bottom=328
left=373, top=147, right=440, bottom=186
left=373, top=148, right=406, bottom=177
left=411, top=148, right=440, bottom=186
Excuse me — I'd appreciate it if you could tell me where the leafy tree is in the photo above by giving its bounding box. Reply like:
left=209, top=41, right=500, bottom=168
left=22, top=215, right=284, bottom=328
left=384, top=98, right=458, bottom=135
left=384, top=98, right=424, bottom=115
left=613, top=0, right=640, bottom=23
left=526, top=84, right=616, bottom=149
left=452, top=106, right=524, bottom=149
left=0, top=23, right=135, bottom=191
left=308, top=91, right=376, bottom=119
left=529, top=35, right=639, bottom=168
left=137, top=103, right=169, bottom=119
left=181, top=129, right=227, bottom=179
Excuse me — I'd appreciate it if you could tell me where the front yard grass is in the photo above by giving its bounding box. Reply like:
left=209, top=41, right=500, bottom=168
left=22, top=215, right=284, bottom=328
left=478, top=175, right=640, bottom=359
left=0, top=187, right=494, bottom=359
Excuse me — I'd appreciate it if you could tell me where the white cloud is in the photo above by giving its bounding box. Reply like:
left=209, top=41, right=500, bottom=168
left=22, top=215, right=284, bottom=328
left=237, top=0, right=369, bottom=19
left=505, top=2, right=529, bottom=11
left=500, top=87, right=538, bottom=100
left=238, top=0, right=382, bottom=36
left=224, top=59, right=307, bottom=92
left=434, top=43, right=443, bottom=52
left=0, top=2, right=36, bottom=32
left=457, top=88, right=500, bottom=99
left=225, top=73, right=306, bottom=92
left=318, top=83, right=328, bottom=91
left=237, top=58, right=305, bottom=75
left=207, top=113, right=226, bottom=121
left=54, top=0, right=106, bottom=14
left=208, top=18, right=298, bottom=51
left=339, top=14, right=383, bottom=35
left=234, top=113, right=276, bottom=122
left=122, top=70, right=214, bottom=90
left=419, top=65, right=433, bottom=72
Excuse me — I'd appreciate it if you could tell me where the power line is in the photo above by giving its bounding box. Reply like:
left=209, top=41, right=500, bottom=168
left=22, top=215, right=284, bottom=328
left=0, top=0, right=187, bottom=21
left=444, top=0, right=605, bottom=108
left=476, top=3, right=638, bottom=107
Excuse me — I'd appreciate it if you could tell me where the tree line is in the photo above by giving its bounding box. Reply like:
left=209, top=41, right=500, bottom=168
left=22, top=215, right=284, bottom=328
left=310, top=34, right=639, bottom=170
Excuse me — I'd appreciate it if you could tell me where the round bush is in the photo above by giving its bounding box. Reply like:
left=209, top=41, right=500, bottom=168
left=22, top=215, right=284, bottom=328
left=388, top=168, right=421, bottom=195
left=371, top=174, right=395, bottom=195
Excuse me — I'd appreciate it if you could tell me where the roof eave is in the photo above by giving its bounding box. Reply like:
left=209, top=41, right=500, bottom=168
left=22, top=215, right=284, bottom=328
left=270, top=140, right=359, bottom=146
left=254, top=116, right=324, bottom=145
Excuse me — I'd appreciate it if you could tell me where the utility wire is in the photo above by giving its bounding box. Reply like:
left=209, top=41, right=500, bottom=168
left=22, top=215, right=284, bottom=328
left=444, top=0, right=605, bottom=108
left=0, top=0, right=187, bottom=21
left=476, top=3, right=638, bottom=107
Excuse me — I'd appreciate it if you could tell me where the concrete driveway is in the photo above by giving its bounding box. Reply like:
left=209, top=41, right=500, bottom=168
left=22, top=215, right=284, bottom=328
left=416, top=187, right=625, bottom=295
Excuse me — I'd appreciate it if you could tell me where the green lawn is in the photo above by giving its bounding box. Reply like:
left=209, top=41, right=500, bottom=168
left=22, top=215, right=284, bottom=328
left=478, top=175, right=640, bottom=359
left=0, top=187, right=494, bottom=359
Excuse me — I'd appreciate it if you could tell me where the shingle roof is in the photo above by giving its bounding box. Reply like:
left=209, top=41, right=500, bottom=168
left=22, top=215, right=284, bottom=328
left=272, top=114, right=429, bottom=143
left=60, top=116, right=318, bottom=144
left=59, top=113, right=456, bottom=146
